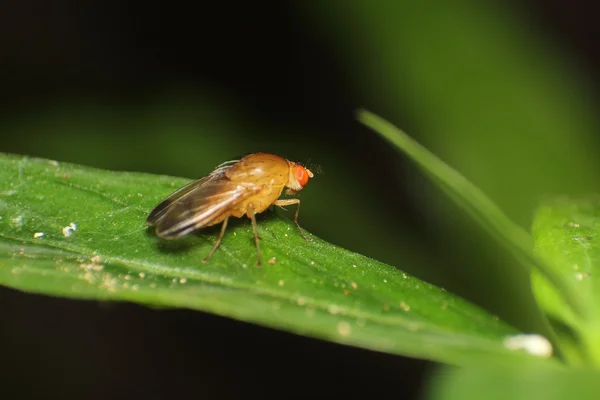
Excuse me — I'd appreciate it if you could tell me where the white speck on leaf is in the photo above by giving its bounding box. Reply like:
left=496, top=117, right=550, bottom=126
left=90, top=255, right=101, bottom=264
left=503, top=334, right=553, bottom=358
left=328, top=304, right=341, bottom=315
left=575, top=272, right=591, bottom=281
left=62, top=225, right=75, bottom=237
left=11, top=215, right=24, bottom=229
left=79, top=271, right=97, bottom=284
left=337, top=321, right=351, bottom=337
left=99, top=273, right=118, bottom=292
left=33, top=232, right=45, bottom=238
left=79, top=263, right=103, bottom=272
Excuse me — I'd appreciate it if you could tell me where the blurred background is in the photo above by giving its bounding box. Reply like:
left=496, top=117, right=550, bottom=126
left=2, top=0, right=600, bottom=398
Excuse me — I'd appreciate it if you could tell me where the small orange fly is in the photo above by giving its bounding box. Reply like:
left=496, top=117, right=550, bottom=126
left=147, top=152, right=314, bottom=266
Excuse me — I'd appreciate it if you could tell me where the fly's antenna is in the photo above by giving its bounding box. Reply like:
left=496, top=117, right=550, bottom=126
left=295, top=157, right=323, bottom=176
left=305, top=158, right=324, bottom=176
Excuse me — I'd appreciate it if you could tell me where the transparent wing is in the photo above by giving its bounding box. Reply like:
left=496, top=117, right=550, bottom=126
left=150, top=177, right=262, bottom=239
left=147, top=175, right=214, bottom=226
left=147, top=160, right=241, bottom=226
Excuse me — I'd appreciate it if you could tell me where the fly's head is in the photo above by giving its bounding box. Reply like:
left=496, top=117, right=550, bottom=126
left=285, top=162, right=313, bottom=195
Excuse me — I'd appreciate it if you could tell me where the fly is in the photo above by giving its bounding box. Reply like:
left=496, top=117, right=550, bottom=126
left=147, top=152, right=314, bottom=266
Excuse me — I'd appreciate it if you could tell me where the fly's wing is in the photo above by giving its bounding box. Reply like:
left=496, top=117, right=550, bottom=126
left=147, top=160, right=241, bottom=226
left=150, top=177, right=262, bottom=239
left=147, top=175, right=214, bottom=226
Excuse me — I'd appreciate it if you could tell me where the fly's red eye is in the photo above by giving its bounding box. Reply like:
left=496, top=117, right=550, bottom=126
left=295, top=165, right=309, bottom=187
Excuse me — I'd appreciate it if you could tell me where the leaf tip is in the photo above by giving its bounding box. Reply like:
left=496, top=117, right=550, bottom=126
left=354, top=107, right=374, bottom=124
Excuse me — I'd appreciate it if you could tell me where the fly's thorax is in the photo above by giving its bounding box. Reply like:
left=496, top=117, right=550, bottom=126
left=232, top=184, right=285, bottom=217
left=225, top=153, right=290, bottom=187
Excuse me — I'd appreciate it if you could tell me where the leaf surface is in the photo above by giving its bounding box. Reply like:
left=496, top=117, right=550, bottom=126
left=532, top=197, right=600, bottom=366
left=0, top=153, right=540, bottom=365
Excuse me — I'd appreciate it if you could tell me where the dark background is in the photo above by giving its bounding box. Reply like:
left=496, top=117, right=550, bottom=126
left=2, top=1, right=600, bottom=399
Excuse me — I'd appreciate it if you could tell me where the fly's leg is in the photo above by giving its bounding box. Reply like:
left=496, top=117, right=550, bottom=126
left=247, top=203, right=262, bottom=267
left=273, top=199, right=311, bottom=241
left=202, top=216, right=229, bottom=263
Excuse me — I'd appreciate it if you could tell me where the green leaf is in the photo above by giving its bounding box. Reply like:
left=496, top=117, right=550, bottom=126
left=356, top=109, right=584, bottom=321
left=532, top=197, right=600, bottom=366
left=426, top=363, right=600, bottom=400
left=0, top=152, right=542, bottom=366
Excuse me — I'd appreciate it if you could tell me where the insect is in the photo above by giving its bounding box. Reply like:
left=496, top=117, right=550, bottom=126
left=147, top=152, right=314, bottom=266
